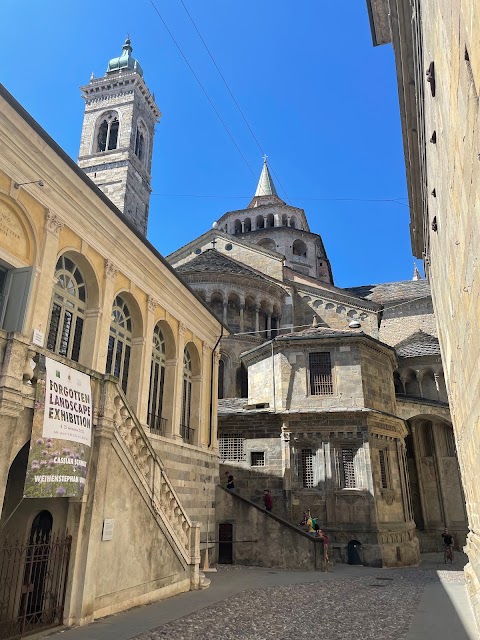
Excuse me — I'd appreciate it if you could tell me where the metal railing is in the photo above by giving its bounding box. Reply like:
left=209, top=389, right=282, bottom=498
left=148, top=414, right=167, bottom=436
left=0, top=534, right=71, bottom=639
left=180, top=424, right=195, bottom=444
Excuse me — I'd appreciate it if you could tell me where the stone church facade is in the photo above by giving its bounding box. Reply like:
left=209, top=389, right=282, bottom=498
left=168, top=162, right=467, bottom=567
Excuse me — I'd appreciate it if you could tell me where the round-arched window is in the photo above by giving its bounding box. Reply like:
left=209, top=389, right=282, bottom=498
left=47, top=255, right=86, bottom=362
left=96, top=111, right=119, bottom=152
left=181, top=349, right=193, bottom=441
left=106, top=296, right=132, bottom=392
left=148, top=325, right=166, bottom=434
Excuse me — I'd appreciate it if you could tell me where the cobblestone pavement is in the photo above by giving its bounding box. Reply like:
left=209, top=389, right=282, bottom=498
left=134, top=566, right=465, bottom=640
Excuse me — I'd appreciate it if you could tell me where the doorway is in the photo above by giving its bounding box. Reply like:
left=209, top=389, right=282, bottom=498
left=218, top=523, right=233, bottom=564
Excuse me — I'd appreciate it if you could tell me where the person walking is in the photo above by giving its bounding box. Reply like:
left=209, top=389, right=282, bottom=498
left=263, top=489, right=273, bottom=512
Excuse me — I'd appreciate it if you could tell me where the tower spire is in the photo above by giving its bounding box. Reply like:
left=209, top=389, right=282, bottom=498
left=412, top=263, right=422, bottom=280
left=254, top=156, right=278, bottom=197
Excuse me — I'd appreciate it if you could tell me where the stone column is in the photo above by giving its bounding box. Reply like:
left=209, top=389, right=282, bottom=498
left=137, top=296, right=157, bottom=425
left=172, top=322, right=186, bottom=439
left=30, top=212, right=63, bottom=338
left=255, top=306, right=260, bottom=337
left=222, top=302, right=228, bottom=326
left=94, top=259, right=118, bottom=373
left=239, top=304, right=245, bottom=333
left=63, top=380, right=116, bottom=626
left=415, top=371, right=424, bottom=397
left=267, top=312, right=272, bottom=339
left=410, top=422, right=429, bottom=528
left=432, top=421, right=449, bottom=526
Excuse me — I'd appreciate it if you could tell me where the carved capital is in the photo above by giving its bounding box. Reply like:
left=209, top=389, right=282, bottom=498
left=45, top=211, right=64, bottom=236
left=104, top=259, right=118, bottom=281
left=202, top=343, right=210, bottom=358
left=213, top=350, right=221, bottom=363
left=179, top=322, right=186, bottom=337
left=147, top=295, right=158, bottom=313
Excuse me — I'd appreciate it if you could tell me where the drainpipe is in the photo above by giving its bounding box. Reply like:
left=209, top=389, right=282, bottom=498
left=208, top=325, right=224, bottom=447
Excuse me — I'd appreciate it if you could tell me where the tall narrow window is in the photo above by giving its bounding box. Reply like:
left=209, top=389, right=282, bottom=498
left=301, top=448, right=314, bottom=488
left=342, top=449, right=356, bottom=488
left=134, top=126, right=145, bottom=161
left=181, top=349, right=193, bottom=442
left=96, top=112, right=119, bottom=152
left=47, top=255, right=86, bottom=362
left=379, top=449, right=389, bottom=489
left=148, top=325, right=166, bottom=435
left=106, top=296, right=132, bottom=393
left=309, top=352, right=333, bottom=395
left=239, top=363, right=248, bottom=398
left=218, top=359, right=225, bottom=399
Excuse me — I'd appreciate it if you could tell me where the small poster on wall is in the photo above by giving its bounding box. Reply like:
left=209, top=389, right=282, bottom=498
left=24, top=355, right=92, bottom=499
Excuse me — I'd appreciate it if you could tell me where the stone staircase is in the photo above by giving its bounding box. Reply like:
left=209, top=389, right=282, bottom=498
left=107, top=381, right=200, bottom=569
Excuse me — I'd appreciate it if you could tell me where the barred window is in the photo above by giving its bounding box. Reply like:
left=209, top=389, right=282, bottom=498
left=106, top=295, right=132, bottom=393
left=302, top=448, right=314, bottom=488
left=379, top=449, right=389, bottom=489
left=251, top=451, right=265, bottom=467
left=444, top=425, right=456, bottom=457
left=219, top=434, right=245, bottom=461
left=47, top=255, right=86, bottom=363
left=309, top=352, right=333, bottom=395
left=148, top=325, right=166, bottom=435
left=342, top=449, right=356, bottom=488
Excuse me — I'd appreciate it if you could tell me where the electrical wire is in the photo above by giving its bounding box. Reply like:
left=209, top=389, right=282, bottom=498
left=177, top=0, right=291, bottom=202
left=150, top=192, right=410, bottom=207
left=147, top=0, right=255, bottom=177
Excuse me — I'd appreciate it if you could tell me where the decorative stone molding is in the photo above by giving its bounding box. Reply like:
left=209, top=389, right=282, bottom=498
left=104, top=259, right=118, bottom=280
left=380, top=488, right=397, bottom=505
left=179, top=323, right=186, bottom=337
left=202, top=343, right=210, bottom=358
left=45, top=211, right=64, bottom=236
left=147, top=295, right=158, bottom=313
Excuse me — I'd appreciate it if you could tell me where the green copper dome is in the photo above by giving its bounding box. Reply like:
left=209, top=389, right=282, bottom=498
left=106, top=38, right=143, bottom=76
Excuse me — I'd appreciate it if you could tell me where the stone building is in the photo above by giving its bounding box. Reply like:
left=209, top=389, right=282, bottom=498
left=0, top=41, right=224, bottom=635
left=366, top=0, right=480, bottom=625
left=168, top=161, right=467, bottom=567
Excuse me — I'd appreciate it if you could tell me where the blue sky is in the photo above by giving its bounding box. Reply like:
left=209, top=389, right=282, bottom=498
left=2, top=0, right=416, bottom=287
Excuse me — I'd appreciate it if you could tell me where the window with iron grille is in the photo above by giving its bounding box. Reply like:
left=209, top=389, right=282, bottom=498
left=379, top=449, right=389, bottom=489
left=309, top=352, right=333, bottom=395
left=251, top=451, right=265, bottom=467
left=342, top=449, right=356, bottom=488
left=301, top=449, right=314, bottom=488
left=219, top=434, right=245, bottom=461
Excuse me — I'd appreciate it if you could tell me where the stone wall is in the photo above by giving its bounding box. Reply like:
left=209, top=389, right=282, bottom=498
left=150, top=436, right=218, bottom=547
left=379, top=299, right=437, bottom=346
left=215, top=485, right=325, bottom=570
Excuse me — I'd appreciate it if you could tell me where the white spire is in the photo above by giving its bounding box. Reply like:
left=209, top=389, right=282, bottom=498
left=254, top=156, right=278, bottom=197
left=412, top=263, right=422, bottom=280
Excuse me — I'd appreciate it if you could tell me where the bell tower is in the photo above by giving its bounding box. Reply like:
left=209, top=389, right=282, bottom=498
left=78, top=38, right=161, bottom=235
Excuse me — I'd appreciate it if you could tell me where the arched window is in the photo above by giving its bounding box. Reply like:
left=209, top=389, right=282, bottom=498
left=148, top=325, right=166, bottom=435
left=290, top=217, right=296, bottom=229
left=244, top=218, right=252, bottom=232
left=256, top=215, right=265, bottom=229
left=239, top=363, right=248, bottom=398
left=293, top=239, right=307, bottom=257
left=258, top=238, right=276, bottom=252
left=266, top=213, right=274, bottom=228
left=181, top=349, right=193, bottom=442
left=106, top=296, right=132, bottom=393
left=97, top=112, right=119, bottom=152
left=134, top=121, right=147, bottom=162
left=218, top=359, right=225, bottom=399
left=47, top=255, right=86, bottom=362
left=234, top=220, right=242, bottom=234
